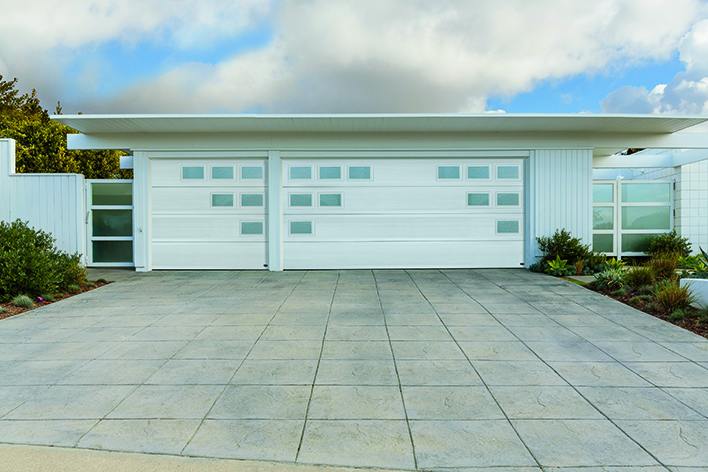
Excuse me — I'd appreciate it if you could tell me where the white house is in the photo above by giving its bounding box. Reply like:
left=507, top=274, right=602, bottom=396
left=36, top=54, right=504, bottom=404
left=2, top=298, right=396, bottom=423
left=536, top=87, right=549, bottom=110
left=3, top=114, right=708, bottom=272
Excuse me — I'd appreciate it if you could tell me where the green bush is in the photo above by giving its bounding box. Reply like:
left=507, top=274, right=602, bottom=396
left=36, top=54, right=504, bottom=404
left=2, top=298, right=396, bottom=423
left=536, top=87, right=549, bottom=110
left=624, top=266, right=655, bottom=288
left=646, top=230, right=691, bottom=258
left=544, top=255, right=573, bottom=277
left=0, top=307, right=8, bottom=314
left=66, top=284, right=82, bottom=294
left=537, top=229, right=592, bottom=266
left=55, top=253, right=87, bottom=291
left=40, top=294, right=55, bottom=303
left=652, top=280, right=696, bottom=313
left=649, top=256, right=679, bottom=282
left=628, top=295, right=651, bottom=307
left=594, top=268, right=626, bottom=290
left=611, top=287, right=628, bottom=297
left=11, top=294, right=34, bottom=309
left=669, top=309, right=687, bottom=322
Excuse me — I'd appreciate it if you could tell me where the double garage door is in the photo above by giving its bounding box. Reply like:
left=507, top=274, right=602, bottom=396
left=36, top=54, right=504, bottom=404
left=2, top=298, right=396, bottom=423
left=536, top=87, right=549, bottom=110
left=151, top=158, right=524, bottom=269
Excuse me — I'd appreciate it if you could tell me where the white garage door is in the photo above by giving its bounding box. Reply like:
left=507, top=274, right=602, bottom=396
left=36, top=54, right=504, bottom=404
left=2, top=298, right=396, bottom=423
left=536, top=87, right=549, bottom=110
left=151, top=158, right=268, bottom=269
left=283, top=158, right=525, bottom=269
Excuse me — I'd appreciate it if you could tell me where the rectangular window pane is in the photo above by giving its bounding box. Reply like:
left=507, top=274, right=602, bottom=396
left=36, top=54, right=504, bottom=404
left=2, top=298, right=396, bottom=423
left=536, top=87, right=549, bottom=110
left=241, top=194, right=264, bottom=207
left=92, top=240, right=133, bottom=263
left=497, top=166, right=519, bottom=179
left=438, top=166, right=460, bottom=179
left=212, top=194, right=234, bottom=207
left=182, top=166, right=204, bottom=180
left=622, top=233, right=663, bottom=253
left=622, top=183, right=671, bottom=203
left=593, top=207, right=614, bottom=230
left=290, top=166, right=312, bottom=179
left=497, top=220, right=519, bottom=233
left=593, top=234, right=614, bottom=253
left=349, top=166, right=371, bottom=179
left=92, top=183, right=132, bottom=206
left=92, top=210, right=133, bottom=237
left=593, top=184, right=614, bottom=203
left=497, top=193, right=520, bottom=206
left=319, top=166, right=341, bottom=179
left=320, top=193, right=342, bottom=207
left=241, top=222, right=263, bottom=235
left=241, top=166, right=263, bottom=179
left=290, top=194, right=313, bottom=207
left=211, top=167, right=233, bottom=179
left=468, top=193, right=490, bottom=206
left=622, top=206, right=671, bottom=230
left=290, top=221, right=312, bottom=234
left=468, top=166, right=490, bottom=179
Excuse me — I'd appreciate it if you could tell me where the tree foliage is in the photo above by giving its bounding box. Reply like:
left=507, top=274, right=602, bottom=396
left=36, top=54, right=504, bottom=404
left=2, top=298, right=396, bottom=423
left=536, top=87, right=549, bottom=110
left=0, top=75, right=132, bottom=179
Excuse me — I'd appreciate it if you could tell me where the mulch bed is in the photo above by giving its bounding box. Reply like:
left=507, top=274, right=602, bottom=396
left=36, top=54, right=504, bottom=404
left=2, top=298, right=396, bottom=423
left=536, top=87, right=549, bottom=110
left=0, top=280, right=111, bottom=321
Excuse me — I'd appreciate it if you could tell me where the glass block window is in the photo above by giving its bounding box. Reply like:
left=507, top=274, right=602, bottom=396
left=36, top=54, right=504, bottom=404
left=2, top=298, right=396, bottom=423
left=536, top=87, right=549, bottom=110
left=593, top=234, right=613, bottom=253
left=593, top=184, right=614, bottom=203
left=468, top=166, right=490, bottom=179
left=496, top=193, right=520, bottom=206
left=290, top=166, right=312, bottom=180
left=467, top=193, right=490, bottom=206
left=241, top=193, right=264, bottom=207
left=290, top=194, right=313, bottom=207
left=92, top=183, right=132, bottom=206
left=212, top=194, right=234, bottom=207
left=438, top=166, right=460, bottom=179
left=319, top=166, right=341, bottom=179
left=497, top=220, right=519, bottom=234
left=182, top=166, right=204, bottom=180
left=211, top=166, right=233, bottom=179
left=622, top=183, right=670, bottom=203
left=241, top=166, right=264, bottom=179
left=320, top=193, right=342, bottom=207
left=348, top=166, right=371, bottom=180
left=593, top=207, right=614, bottom=230
left=290, top=221, right=313, bottom=235
left=241, top=222, right=264, bottom=235
left=497, top=166, right=519, bottom=179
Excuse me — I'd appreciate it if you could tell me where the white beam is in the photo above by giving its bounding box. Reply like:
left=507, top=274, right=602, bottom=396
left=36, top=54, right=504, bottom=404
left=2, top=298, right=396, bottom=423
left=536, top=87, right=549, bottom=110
left=133, top=152, right=151, bottom=272
left=267, top=150, right=283, bottom=271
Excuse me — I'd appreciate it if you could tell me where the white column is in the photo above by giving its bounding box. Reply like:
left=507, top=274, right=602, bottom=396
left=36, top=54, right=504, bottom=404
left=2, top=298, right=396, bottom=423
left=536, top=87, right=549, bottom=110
left=0, top=139, right=16, bottom=223
left=133, top=151, right=152, bottom=272
left=268, top=150, right=283, bottom=271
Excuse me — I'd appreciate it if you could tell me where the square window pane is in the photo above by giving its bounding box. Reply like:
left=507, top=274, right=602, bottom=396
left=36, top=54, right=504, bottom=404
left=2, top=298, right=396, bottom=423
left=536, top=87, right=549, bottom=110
left=497, top=166, right=519, bottom=179
left=241, top=166, right=263, bottom=179
left=241, top=194, right=264, bottom=207
left=212, top=194, right=234, bottom=207
left=290, top=221, right=312, bottom=234
left=92, top=210, right=133, bottom=237
left=320, top=193, right=342, bottom=207
left=212, top=166, right=233, bottom=179
left=593, top=184, right=614, bottom=203
left=622, top=233, right=663, bottom=253
left=92, top=240, right=133, bottom=263
left=593, top=233, right=613, bottom=253
left=497, top=193, right=520, bottom=206
left=468, top=166, right=490, bottom=179
left=438, top=166, right=460, bottom=179
left=467, top=193, right=490, bottom=206
left=622, top=206, right=671, bottom=230
left=241, top=222, right=263, bottom=235
left=182, top=166, right=204, bottom=180
left=290, top=166, right=312, bottom=179
left=319, top=166, right=341, bottom=179
left=497, top=220, right=519, bottom=233
left=290, top=194, right=313, bottom=207
left=349, top=166, right=371, bottom=179
left=593, top=207, right=614, bottom=230
left=622, top=183, right=670, bottom=203
left=92, top=183, right=132, bottom=206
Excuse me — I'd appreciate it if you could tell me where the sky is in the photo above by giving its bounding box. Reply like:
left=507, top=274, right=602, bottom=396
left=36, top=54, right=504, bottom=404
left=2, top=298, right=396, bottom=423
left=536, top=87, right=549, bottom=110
left=1, top=0, right=708, bottom=116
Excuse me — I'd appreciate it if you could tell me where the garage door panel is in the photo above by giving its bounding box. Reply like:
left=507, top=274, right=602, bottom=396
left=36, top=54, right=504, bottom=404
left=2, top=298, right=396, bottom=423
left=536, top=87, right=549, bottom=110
left=153, top=187, right=267, bottom=213
left=151, top=159, right=267, bottom=187
left=153, top=215, right=266, bottom=241
left=152, top=242, right=267, bottom=270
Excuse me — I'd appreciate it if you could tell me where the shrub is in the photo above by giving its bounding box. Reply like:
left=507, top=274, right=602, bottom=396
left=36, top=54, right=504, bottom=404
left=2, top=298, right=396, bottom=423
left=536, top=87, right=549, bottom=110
left=652, top=280, right=696, bottom=313
left=84, top=282, right=96, bottom=288
left=646, top=230, right=691, bottom=258
left=55, top=253, right=87, bottom=291
left=11, top=294, right=34, bottom=309
left=638, top=285, right=654, bottom=296
left=537, top=229, right=592, bottom=265
left=545, top=255, right=573, bottom=277
left=594, top=268, right=626, bottom=290
left=678, top=255, right=707, bottom=271
left=669, top=309, right=687, bottom=322
left=624, top=266, right=655, bottom=288
left=40, top=294, right=55, bottom=303
left=0, top=307, right=8, bottom=314
left=649, top=256, right=679, bottom=282
left=611, top=287, right=628, bottom=297
left=96, top=278, right=108, bottom=284
left=66, top=284, right=82, bottom=294
left=628, top=295, right=652, bottom=307
left=574, top=260, right=585, bottom=276
left=697, top=307, right=708, bottom=325
left=585, top=252, right=608, bottom=273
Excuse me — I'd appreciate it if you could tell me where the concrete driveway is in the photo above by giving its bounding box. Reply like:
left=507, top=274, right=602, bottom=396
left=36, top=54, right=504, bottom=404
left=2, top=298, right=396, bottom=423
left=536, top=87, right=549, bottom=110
left=0, top=269, right=707, bottom=471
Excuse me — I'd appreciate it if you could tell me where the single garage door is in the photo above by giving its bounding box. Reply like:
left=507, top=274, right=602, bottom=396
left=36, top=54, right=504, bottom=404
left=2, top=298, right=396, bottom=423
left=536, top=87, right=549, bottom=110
left=283, top=158, right=524, bottom=269
left=151, top=158, right=268, bottom=269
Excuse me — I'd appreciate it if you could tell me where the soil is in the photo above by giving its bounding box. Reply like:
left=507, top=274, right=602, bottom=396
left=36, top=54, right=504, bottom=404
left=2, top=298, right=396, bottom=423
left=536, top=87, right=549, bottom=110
left=0, top=280, right=111, bottom=321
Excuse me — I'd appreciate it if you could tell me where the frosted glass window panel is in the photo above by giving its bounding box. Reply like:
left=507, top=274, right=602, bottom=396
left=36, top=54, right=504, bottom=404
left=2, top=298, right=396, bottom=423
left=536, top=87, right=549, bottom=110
left=593, top=184, right=614, bottom=203
left=290, top=221, right=313, bottom=234
left=212, top=194, right=234, bottom=207
left=622, top=206, right=671, bottom=230
left=290, top=166, right=312, bottom=179
left=92, top=183, right=132, bottom=206
left=92, top=240, right=133, bottom=263
left=467, top=193, right=490, bottom=206
left=622, top=233, right=663, bottom=253
left=319, top=166, right=341, bottom=179
left=593, top=207, right=614, bottom=230
left=241, top=194, right=264, bottom=207
left=92, top=210, right=133, bottom=237
left=438, top=166, right=460, bottom=179
left=320, top=194, right=342, bottom=207
left=593, top=234, right=613, bottom=253
left=468, top=166, right=490, bottom=179
left=622, top=183, right=670, bottom=203
left=182, top=167, right=204, bottom=180
left=497, top=166, right=519, bottom=179
left=241, top=222, right=264, bottom=235
left=241, top=166, right=264, bottom=179
left=349, top=166, right=371, bottom=179
left=290, top=194, right=313, bottom=207
left=497, top=220, right=519, bottom=234
left=497, top=193, right=520, bottom=206
left=211, top=167, right=233, bottom=180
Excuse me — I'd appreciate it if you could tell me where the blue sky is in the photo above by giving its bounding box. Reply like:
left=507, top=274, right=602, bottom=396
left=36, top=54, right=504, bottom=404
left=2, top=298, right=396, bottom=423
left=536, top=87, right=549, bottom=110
left=1, top=0, right=707, bottom=115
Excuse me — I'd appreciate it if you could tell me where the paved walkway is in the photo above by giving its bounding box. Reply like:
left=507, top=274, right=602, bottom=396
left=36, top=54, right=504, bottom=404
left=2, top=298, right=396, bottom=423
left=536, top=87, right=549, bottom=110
left=0, top=269, right=707, bottom=471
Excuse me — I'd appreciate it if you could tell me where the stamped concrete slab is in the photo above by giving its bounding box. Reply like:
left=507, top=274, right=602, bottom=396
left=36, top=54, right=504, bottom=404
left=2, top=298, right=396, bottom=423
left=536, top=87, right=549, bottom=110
left=77, top=419, right=201, bottom=455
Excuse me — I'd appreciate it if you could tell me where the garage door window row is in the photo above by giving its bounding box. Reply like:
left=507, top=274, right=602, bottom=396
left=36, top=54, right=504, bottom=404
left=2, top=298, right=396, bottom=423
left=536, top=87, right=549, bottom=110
left=288, top=165, right=372, bottom=181
left=210, top=193, right=265, bottom=208
left=181, top=165, right=264, bottom=181
left=467, top=192, right=521, bottom=207
left=288, top=192, right=343, bottom=208
left=437, top=164, right=521, bottom=181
